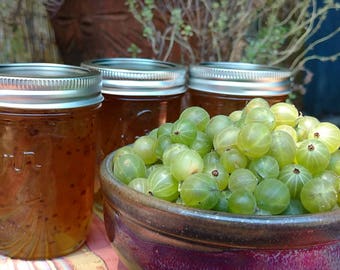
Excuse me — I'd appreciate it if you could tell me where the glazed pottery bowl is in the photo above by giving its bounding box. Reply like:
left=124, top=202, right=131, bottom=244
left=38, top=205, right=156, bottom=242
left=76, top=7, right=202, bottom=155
left=100, top=151, right=340, bottom=270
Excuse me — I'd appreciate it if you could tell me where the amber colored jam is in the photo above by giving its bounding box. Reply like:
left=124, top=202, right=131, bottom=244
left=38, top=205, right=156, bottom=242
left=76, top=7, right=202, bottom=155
left=93, top=93, right=185, bottom=205
left=187, top=89, right=289, bottom=116
left=0, top=105, right=100, bottom=259
left=97, top=93, right=186, bottom=159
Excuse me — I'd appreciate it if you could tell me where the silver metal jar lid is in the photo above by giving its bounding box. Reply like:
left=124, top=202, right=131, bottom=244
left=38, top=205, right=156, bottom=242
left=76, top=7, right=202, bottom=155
left=81, top=58, right=187, bottom=96
left=0, top=63, right=103, bottom=109
left=188, top=62, right=292, bottom=96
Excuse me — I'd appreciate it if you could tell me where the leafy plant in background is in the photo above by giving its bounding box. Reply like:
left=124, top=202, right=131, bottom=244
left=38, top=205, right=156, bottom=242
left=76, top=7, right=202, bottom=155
left=126, top=0, right=339, bottom=99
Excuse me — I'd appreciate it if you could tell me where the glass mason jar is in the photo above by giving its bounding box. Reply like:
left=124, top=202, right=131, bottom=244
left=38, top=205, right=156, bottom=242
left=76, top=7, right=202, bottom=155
left=187, top=62, right=292, bottom=116
left=81, top=58, right=187, bottom=205
left=0, top=63, right=103, bottom=259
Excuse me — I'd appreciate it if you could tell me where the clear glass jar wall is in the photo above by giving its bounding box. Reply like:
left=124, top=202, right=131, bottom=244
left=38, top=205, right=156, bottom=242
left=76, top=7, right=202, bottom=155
left=187, top=62, right=292, bottom=116
left=82, top=58, right=187, bottom=155
left=81, top=58, right=187, bottom=206
left=0, top=63, right=103, bottom=259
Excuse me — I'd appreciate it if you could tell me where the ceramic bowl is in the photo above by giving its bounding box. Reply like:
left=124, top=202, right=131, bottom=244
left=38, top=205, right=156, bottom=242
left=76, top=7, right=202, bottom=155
left=100, top=151, right=340, bottom=270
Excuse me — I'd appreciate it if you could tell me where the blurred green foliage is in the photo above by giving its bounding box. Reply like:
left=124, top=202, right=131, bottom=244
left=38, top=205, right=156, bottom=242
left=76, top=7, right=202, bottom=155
left=126, top=0, right=339, bottom=95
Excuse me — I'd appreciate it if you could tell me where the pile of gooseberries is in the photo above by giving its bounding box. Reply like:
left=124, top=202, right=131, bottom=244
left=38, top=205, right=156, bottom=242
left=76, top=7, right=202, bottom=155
left=112, top=98, right=340, bottom=215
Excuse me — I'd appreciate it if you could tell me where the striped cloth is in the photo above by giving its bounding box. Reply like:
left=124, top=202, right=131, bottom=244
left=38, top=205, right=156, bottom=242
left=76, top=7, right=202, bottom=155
left=0, top=213, right=120, bottom=270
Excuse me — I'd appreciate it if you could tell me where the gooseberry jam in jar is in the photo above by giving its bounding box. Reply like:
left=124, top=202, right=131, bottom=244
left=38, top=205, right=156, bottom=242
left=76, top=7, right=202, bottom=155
left=98, top=93, right=186, bottom=150
left=0, top=63, right=103, bottom=259
left=81, top=58, right=187, bottom=204
left=188, top=62, right=292, bottom=116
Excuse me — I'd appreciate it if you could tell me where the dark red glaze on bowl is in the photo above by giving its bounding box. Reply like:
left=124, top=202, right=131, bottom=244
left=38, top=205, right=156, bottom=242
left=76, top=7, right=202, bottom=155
left=100, top=152, right=340, bottom=270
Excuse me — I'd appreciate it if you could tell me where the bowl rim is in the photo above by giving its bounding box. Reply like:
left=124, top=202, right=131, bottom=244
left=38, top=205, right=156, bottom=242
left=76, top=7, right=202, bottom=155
left=100, top=151, right=340, bottom=249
